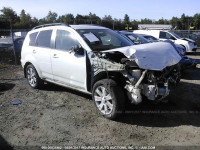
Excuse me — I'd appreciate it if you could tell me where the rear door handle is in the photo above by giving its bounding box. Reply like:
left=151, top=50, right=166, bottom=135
left=33, top=50, right=36, bottom=53
left=53, top=54, right=59, bottom=58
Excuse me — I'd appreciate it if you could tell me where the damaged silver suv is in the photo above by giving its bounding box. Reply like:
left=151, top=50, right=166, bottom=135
left=21, top=23, right=181, bottom=119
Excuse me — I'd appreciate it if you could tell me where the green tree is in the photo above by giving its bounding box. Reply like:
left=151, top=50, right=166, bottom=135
left=113, top=18, right=123, bottom=30
left=102, top=15, right=113, bottom=29
left=89, top=12, right=101, bottom=24
left=46, top=11, right=58, bottom=23
left=123, top=14, right=130, bottom=25
left=180, top=13, right=186, bottom=29
left=193, top=13, right=200, bottom=29
left=170, top=17, right=182, bottom=29
left=75, top=14, right=86, bottom=24
left=130, top=20, right=138, bottom=30
left=140, top=18, right=153, bottom=24
left=0, top=7, right=19, bottom=28
left=58, top=13, right=75, bottom=24
left=18, top=9, right=32, bottom=28
left=39, top=11, right=58, bottom=24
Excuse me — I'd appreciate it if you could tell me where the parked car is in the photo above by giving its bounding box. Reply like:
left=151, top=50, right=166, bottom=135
left=119, top=31, right=185, bottom=55
left=0, top=37, right=24, bottom=64
left=136, top=33, right=197, bottom=71
left=118, top=31, right=149, bottom=45
left=21, top=23, right=181, bottom=119
left=138, top=34, right=159, bottom=43
left=119, top=31, right=195, bottom=70
left=133, top=30, right=197, bottom=53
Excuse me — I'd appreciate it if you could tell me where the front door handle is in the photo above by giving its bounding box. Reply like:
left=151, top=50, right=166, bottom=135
left=53, top=54, right=59, bottom=58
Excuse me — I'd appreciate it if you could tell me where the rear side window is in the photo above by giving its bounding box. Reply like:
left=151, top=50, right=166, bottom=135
left=159, top=31, right=172, bottom=39
left=55, top=30, right=79, bottom=51
left=29, top=32, right=38, bottom=46
left=36, top=30, right=52, bottom=48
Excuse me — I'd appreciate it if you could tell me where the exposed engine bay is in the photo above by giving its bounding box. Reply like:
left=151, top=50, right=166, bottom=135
left=89, top=43, right=181, bottom=104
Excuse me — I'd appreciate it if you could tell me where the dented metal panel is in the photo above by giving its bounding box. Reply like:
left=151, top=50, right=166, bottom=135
left=103, top=42, right=181, bottom=71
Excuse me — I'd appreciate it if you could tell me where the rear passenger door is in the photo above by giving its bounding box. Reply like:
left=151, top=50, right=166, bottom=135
left=34, top=29, right=53, bottom=79
left=51, top=29, right=87, bottom=90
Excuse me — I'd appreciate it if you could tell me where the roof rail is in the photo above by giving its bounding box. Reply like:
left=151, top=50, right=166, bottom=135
left=78, top=24, right=101, bottom=26
left=32, top=23, right=69, bottom=30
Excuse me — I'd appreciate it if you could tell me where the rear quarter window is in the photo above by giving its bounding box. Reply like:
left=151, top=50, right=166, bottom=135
left=29, top=32, right=38, bottom=46
left=159, top=31, right=172, bottom=39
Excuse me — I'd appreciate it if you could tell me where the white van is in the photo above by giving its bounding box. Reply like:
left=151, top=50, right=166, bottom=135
left=133, top=30, right=197, bottom=53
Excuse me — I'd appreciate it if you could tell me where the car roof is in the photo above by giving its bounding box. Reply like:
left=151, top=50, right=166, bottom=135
left=138, top=34, right=152, bottom=36
left=31, top=24, right=108, bottom=32
left=70, top=25, right=107, bottom=30
left=119, top=31, right=137, bottom=35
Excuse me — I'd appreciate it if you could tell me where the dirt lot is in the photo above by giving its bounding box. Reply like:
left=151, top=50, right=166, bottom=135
left=0, top=50, right=200, bottom=150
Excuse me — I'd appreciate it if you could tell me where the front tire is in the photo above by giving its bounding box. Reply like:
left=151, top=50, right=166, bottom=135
left=181, top=45, right=186, bottom=55
left=92, top=79, right=125, bottom=120
left=26, top=64, right=43, bottom=89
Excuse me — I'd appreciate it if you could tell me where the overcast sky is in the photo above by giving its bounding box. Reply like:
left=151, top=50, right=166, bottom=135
left=0, top=0, right=200, bottom=20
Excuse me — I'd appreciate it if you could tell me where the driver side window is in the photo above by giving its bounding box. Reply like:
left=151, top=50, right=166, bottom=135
left=55, top=30, right=79, bottom=51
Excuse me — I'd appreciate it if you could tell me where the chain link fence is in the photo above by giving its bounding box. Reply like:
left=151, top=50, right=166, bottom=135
left=173, top=30, right=200, bottom=47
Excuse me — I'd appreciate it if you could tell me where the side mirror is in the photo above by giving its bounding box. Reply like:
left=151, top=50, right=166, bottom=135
left=70, top=44, right=84, bottom=55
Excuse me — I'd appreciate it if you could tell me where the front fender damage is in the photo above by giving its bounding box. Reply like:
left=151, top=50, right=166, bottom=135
left=87, top=42, right=181, bottom=104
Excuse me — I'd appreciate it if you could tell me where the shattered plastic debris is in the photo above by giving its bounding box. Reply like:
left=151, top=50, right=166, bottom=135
left=11, top=100, right=21, bottom=105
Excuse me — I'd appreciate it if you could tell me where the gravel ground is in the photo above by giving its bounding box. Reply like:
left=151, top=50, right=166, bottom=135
left=0, top=50, right=200, bottom=150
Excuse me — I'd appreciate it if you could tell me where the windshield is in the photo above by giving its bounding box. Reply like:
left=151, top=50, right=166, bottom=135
left=76, top=29, right=132, bottom=51
left=123, top=33, right=149, bottom=45
left=143, top=35, right=159, bottom=42
left=169, top=31, right=181, bottom=39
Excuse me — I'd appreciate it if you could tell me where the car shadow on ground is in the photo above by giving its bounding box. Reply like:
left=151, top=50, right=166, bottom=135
left=41, top=79, right=200, bottom=127
left=0, top=135, right=13, bottom=150
left=181, top=68, right=200, bottom=80
left=187, top=52, right=200, bottom=56
left=0, top=83, right=15, bottom=95
left=41, top=82, right=92, bottom=99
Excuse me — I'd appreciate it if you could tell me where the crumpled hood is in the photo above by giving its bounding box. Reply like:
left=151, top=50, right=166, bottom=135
left=104, top=42, right=181, bottom=71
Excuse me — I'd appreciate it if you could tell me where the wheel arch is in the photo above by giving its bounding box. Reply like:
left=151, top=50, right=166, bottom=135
left=24, top=61, right=42, bottom=78
left=91, top=71, right=126, bottom=92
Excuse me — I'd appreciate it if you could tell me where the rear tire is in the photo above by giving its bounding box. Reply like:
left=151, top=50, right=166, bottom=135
left=92, top=79, right=125, bottom=120
left=26, top=64, right=43, bottom=89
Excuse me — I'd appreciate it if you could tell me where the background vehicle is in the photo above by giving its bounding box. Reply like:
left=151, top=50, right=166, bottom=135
left=0, top=37, right=24, bottom=64
left=133, top=30, right=197, bottom=53
left=138, top=34, right=159, bottom=43
left=21, top=24, right=181, bottom=119
left=119, top=31, right=196, bottom=71
left=118, top=31, right=149, bottom=45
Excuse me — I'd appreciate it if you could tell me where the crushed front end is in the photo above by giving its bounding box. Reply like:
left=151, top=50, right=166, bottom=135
left=123, top=59, right=180, bottom=104
left=89, top=42, right=182, bottom=105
